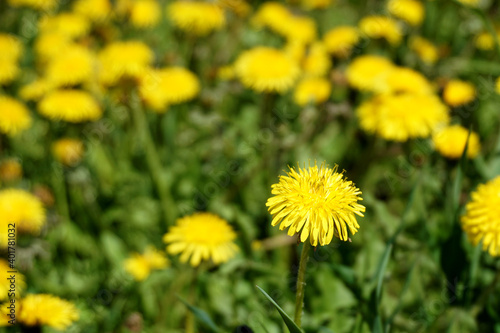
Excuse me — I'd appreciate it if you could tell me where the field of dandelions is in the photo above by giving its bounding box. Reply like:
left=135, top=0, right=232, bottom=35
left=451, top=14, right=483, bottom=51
left=1, top=0, right=500, bottom=332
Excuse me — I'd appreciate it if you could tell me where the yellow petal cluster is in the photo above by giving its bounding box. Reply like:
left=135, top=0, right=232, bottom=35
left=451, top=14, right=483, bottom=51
left=16, top=294, right=79, bottom=330
left=73, top=0, right=112, bottom=22
left=124, top=246, right=169, bottom=281
left=323, top=26, right=360, bottom=57
left=46, top=45, right=96, bottom=87
left=443, top=80, right=476, bottom=107
left=0, top=34, right=23, bottom=85
left=52, top=138, right=85, bottom=166
left=294, top=77, right=331, bottom=106
left=130, top=0, right=161, bottom=28
left=433, top=125, right=480, bottom=159
left=0, top=159, right=23, bottom=183
left=302, top=42, right=331, bottom=77
left=359, top=16, right=403, bottom=45
left=410, top=36, right=439, bottom=64
left=38, top=90, right=102, bottom=123
left=0, top=96, right=32, bottom=136
left=167, top=1, right=225, bottom=36
left=387, top=0, right=424, bottom=26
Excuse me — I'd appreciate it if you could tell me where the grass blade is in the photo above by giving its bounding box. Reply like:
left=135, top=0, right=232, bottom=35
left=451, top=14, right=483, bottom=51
left=178, top=296, right=221, bottom=332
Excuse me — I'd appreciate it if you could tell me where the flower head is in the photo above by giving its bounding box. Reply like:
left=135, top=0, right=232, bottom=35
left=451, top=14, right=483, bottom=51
left=433, top=125, right=480, bottom=159
left=52, top=138, right=85, bottom=166
left=387, top=0, right=424, bottom=26
left=0, top=59, right=20, bottom=85
left=380, top=67, right=433, bottom=95
left=410, top=36, right=439, bottom=64
left=234, top=47, right=300, bottom=93
left=302, top=42, right=331, bottom=77
left=323, top=26, right=360, bottom=57
left=462, top=176, right=500, bottom=256
left=34, top=33, right=73, bottom=62
left=346, top=55, right=394, bottom=91
left=443, top=80, right=476, bottom=107
left=0, top=260, right=25, bottom=300
left=0, top=159, right=22, bottom=183
left=130, top=0, right=161, bottom=28
left=0, top=96, right=32, bottom=136
left=16, top=294, right=79, bottom=330
left=46, top=45, right=96, bottom=87
left=124, top=246, right=169, bottom=281
left=7, top=0, right=57, bottom=10
left=0, top=34, right=23, bottom=85
left=39, top=13, right=90, bottom=39
left=73, top=0, right=111, bottom=22
left=19, top=79, right=54, bottom=101
left=266, top=163, right=365, bottom=245
left=359, top=16, right=403, bottom=45
left=167, top=1, right=225, bottom=36
left=38, top=90, right=102, bottom=123
left=252, top=2, right=291, bottom=33
left=294, top=77, right=331, bottom=106
left=163, top=212, right=239, bottom=267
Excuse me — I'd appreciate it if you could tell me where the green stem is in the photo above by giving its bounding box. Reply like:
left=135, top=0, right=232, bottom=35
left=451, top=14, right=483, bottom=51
left=470, top=268, right=500, bottom=317
left=51, top=164, right=70, bottom=222
left=294, top=241, right=312, bottom=327
left=186, top=268, right=199, bottom=333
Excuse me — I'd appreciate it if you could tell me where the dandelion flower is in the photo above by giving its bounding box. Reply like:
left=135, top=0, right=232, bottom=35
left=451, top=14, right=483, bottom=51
left=0, top=159, right=22, bottom=183
left=282, top=16, right=317, bottom=44
left=443, top=80, right=476, bottom=107
left=139, top=67, right=200, bottom=111
left=39, top=13, right=91, bottom=39
left=266, top=163, right=365, bottom=245
left=73, top=0, right=112, bottom=22
left=167, top=1, right=225, bottom=36
left=39, top=90, right=102, bottom=123
left=252, top=2, right=291, bottom=34
left=46, top=45, right=96, bottom=87
left=302, top=42, right=332, bottom=77
left=0, top=189, right=46, bottom=247
left=462, top=176, right=500, bottom=256
left=346, top=55, right=394, bottom=91
left=163, top=212, right=239, bottom=267
left=300, top=0, right=333, bottom=10
left=0, top=260, right=25, bottom=300
left=0, top=34, right=23, bottom=62
left=387, top=0, right=424, bottom=26
left=284, top=41, right=306, bottom=63
left=34, top=33, right=73, bottom=62
left=380, top=67, right=433, bottom=95
left=19, top=79, right=54, bottom=101
left=7, top=0, right=57, bottom=10
left=323, top=26, right=360, bottom=57
left=98, top=41, right=154, bottom=86
left=52, top=139, right=85, bottom=166
left=0, top=60, right=20, bottom=86
left=124, top=246, right=169, bottom=281
left=433, top=125, right=480, bottom=159
left=130, top=0, right=161, bottom=28
left=410, top=36, right=439, bottom=64
left=16, top=294, right=79, bottom=330
left=294, top=77, right=331, bottom=106
left=0, top=96, right=32, bottom=136
left=234, top=47, right=300, bottom=93
left=475, top=31, right=495, bottom=50
left=218, top=0, right=251, bottom=17
left=359, top=16, right=403, bottom=45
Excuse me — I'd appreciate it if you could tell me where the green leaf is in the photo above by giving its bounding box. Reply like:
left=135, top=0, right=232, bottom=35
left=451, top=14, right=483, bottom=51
left=255, top=285, right=304, bottom=333
left=177, top=296, right=221, bottom=332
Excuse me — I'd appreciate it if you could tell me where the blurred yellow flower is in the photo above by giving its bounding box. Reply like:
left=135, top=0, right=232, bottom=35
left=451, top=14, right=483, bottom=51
left=294, top=77, right=331, bottom=106
left=346, top=55, right=394, bottom=91
left=139, top=67, right=200, bottom=111
left=252, top=2, right=290, bottom=33
left=284, top=41, right=306, bottom=63
left=359, top=16, right=403, bottom=45
left=0, top=34, right=23, bottom=62
left=433, top=125, right=480, bottom=159
left=0, top=96, right=32, bottom=136
left=7, top=0, right=56, bottom=10
left=0, top=60, right=20, bottom=85
left=52, top=138, right=85, bottom=166
left=34, top=33, right=74, bottom=62
left=98, top=41, right=154, bottom=86
left=387, top=0, right=424, bottom=26
left=234, top=47, right=300, bottom=93
left=46, top=45, right=96, bottom=87
left=39, top=90, right=102, bottom=123
left=475, top=31, right=495, bottom=50
left=73, top=0, right=112, bottom=22
left=0, top=260, right=25, bottom=300
left=124, top=246, right=169, bottom=281
left=0, top=189, right=46, bottom=246
left=130, top=0, right=161, bottom=28
left=462, top=176, right=500, bottom=256
left=16, top=294, right=79, bottom=330
left=19, top=79, right=54, bottom=101
left=0, top=159, right=22, bottom=183
left=163, top=212, right=239, bottom=267
left=282, top=16, right=317, bottom=44
left=323, top=26, right=360, bottom=57
left=39, top=13, right=91, bottom=39
left=357, top=93, right=449, bottom=141
left=301, top=0, right=333, bottom=10
left=496, top=77, right=500, bottom=94
left=443, top=79, right=476, bottom=107
left=218, top=0, right=251, bottom=17
left=302, top=42, right=331, bottom=77
left=410, top=36, right=439, bottom=64
left=167, top=1, right=225, bottom=36
left=266, top=163, right=365, bottom=245
left=380, top=67, right=434, bottom=95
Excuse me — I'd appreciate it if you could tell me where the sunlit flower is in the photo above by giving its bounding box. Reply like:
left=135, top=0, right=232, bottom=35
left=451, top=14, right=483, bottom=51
left=46, top=45, right=96, bottom=87
left=357, top=93, right=449, bottom=141
left=433, top=125, right=480, bottom=159
left=139, top=67, right=200, bottom=111
left=39, top=13, right=91, bottom=39
left=38, top=90, right=102, bottom=123
left=163, top=212, right=239, bottom=267
left=124, top=246, right=169, bottom=281
left=7, top=0, right=57, bottom=10
left=410, top=36, right=439, bottom=64
left=234, top=47, right=300, bottom=93
left=0, top=260, right=25, bottom=300
left=130, top=0, right=161, bottom=28
left=379, top=67, right=433, bottom=95
left=443, top=80, right=476, bottom=107
left=167, top=1, right=225, bottom=36
left=0, top=189, right=46, bottom=247
left=52, top=138, right=85, bottom=166
left=346, top=55, right=394, bottom=91
left=16, top=294, right=79, bottom=330
left=284, top=41, right=306, bottom=63
left=0, top=34, right=23, bottom=62
left=73, top=0, right=112, bottom=22
left=266, top=163, right=365, bottom=245
left=388, top=0, right=424, bottom=26
left=19, top=79, right=54, bottom=101
left=294, top=77, right=331, bottom=106
left=0, top=159, right=22, bottom=183
left=302, top=42, right=332, bottom=77
left=323, top=26, right=360, bottom=57
left=300, top=0, right=333, bottom=10
left=0, top=96, right=32, bottom=136
left=359, top=16, right=403, bottom=45
left=282, top=16, right=317, bottom=44
left=475, top=31, right=497, bottom=50
left=462, top=176, right=500, bottom=256
left=34, top=33, right=74, bottom=62
left=0, top=60, right=19, bottom=85
left=252, top=2, right=291, bottom=34
left=98, top=41, right=154, bottom=86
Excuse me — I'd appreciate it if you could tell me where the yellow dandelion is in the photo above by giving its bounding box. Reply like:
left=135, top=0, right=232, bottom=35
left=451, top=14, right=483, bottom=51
left=0, top=260, right=25, bottom=301
left=0, top=96, right=32, bottom=136
left=139, top=67, right=200, bottom=111
left=302, top=42, right=332, bottom=77
left=252, top=2, right=291, bottom=34
left=284, top=41, right=306, bottom=63
left=323, top=26, right=360, bottom=58
left=234, top=47, right=300, bottom=93
left=300, top=0, right=333, bottom=10
left=16, top=294, right=79, bottom=330
left=98, top=41, right=154, bottom=86
left=52, top=138, right=85, bottom=166
left=130, top=0, right=161, bottom=28
left=359, top=15, right=403, bottom=45
left=34, top=33, right=74, bottom=62
left=0, top=159, right=22, bottom=183
left=346, top=55, right=394, bottom=91
left=163, top=212, right=239, bottom=267
left=294, top=77, right=331, bottom=106
left=357, top=93, right=449, bottom=141
left=410, top=36, right=439, bottom=64
left=0, top=189, right=46, bottom=246
left=19, top=79, right=54, bottom=101
left=38, top=90, right=102, bottom=123
left=266, top=163, right=365, bottom=245
left=73, top=0, right=112, bottom=22
left=39, top=13, right=91, bottom=39
left=379, top=66, right=434, bottom=95
left=433, top=125, right=480, bottom=159
left=282, top=16, right=317, bottom=44
left=7, top=0, right=57, bottom=10
left=388, top=0, right=424, bottom=26
left=218, top=0, right=251, bottom=17
left=46, top=45, right=96, bottom=87
left=443, top=79, right=476, bottom=107
left=167, top=1, right=225, bottom=36
left=0, top=60, right=20, bottom=86
left=462, top=176, right=500, bottom=256
left=124, top=246, right=169, bottom=281
left=475, top=31, right=494, bottom=50
left=0, top=34, right=23, bottom=62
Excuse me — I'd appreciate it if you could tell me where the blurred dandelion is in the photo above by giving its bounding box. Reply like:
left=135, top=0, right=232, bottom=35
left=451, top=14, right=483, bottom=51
left=124, top=246, right=169, bottom=281
left=0, top=96, right=32, bottom=136
left=433, top=125, right=480, bottom=159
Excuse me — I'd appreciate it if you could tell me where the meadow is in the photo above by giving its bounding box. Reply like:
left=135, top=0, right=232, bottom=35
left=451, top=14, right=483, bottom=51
left=0, top=0, right=500, bottom=332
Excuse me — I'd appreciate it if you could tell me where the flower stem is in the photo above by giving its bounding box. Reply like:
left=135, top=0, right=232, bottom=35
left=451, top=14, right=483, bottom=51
left=51, top=163, right=70, bottom=222
left=294, top=241, right=312, bottom=327
left=470, top=268, right=500, bottom=317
